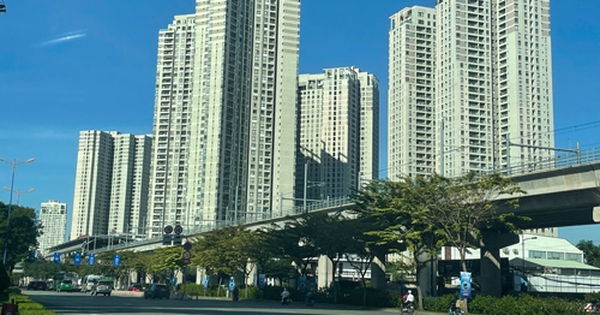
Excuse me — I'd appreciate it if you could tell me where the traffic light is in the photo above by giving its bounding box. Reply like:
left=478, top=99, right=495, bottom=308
left=162, top=234, right=173, bottom=246
left=173, top=235, right=183, bottom=246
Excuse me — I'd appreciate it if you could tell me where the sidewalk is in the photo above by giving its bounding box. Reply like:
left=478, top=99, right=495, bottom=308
left=379, top=307, right=447, bottom=314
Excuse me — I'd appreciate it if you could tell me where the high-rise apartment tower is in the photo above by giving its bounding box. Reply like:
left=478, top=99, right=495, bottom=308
left=296, top=67, right=379, bottom=205
left=38, top=200, right=67, bottom=255
left=388, top=0, right=554, bottom=178
left=70, top=131, right=152, bottom=240
left=148, top=0, right=300, bottom=237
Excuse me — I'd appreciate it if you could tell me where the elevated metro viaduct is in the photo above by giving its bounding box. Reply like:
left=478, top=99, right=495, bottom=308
left=48, top=161, right=600, bottom=296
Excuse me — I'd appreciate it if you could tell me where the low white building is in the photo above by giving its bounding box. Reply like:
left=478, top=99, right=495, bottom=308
left=440, top=234, right=600, bottom=293
left=441, top=234, right=583, bottom=264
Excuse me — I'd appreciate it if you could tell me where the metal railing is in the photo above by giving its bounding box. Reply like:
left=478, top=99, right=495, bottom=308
left=498, top=147, right=600, bottom=176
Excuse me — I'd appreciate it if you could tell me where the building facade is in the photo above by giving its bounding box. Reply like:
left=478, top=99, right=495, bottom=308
left=296, top=67, right=379, bottom=206
left=388, top=0, right=554, bottom=178
left=388, top=6, right=437, bottom=180
left=38, top=200, right=67, bottom=255
left=147, top=0, right=300, bottom=237
left=70, top=131, right=152, bottom=240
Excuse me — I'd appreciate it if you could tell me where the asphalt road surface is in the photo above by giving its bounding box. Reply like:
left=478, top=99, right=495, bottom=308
left=25, top=290, right=444, bottom=315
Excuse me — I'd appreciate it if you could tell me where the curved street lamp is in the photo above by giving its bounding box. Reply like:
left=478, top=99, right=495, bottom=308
left=0, top=157, right=35, bottom=266
left=3, top=187, right=35, bottom=205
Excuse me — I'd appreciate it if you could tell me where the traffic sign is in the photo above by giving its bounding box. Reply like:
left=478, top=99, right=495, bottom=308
left=53, top=252, right=61, bottom=264
left=113, top=254, right=121, bottom=266
left=183, top=241, right=192, bottom=251
left=88, top=253, right=96, bottom=265
left=74, top=253, right=82, bottom=266
left=174, top=224, right=183, bottom=235
left=182, top=250, right=191, bottom=264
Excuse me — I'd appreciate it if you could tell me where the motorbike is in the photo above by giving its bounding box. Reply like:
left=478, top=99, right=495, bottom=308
left=305, top=296, right=314, bottom=306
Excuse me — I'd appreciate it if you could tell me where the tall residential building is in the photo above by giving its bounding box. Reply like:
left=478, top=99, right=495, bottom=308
left=70, top=131, right=152, bottom=240
left=357, top=70, right=380, bottom=183
left=388, top=6, right=437, bottom=180
left=148, top=0, right=300, bottom=237
left=388, top=0, right=554, bottom=178
left=38, top=200, right=67, bottom=255
left=296, top=67, right=379, bottom=205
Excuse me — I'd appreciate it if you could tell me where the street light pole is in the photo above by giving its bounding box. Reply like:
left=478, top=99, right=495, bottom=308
left=521, top=236, right=538, bottom=276
left=3, top=187, right=35, bottom=205
left=0, top=157, right=35, bottom=267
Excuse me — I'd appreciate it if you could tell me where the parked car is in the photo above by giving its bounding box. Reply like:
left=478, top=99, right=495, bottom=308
left=91, top=280, right=113, bottom=296
left=56, top=279, right=73, bottom=292
left=27, top=281, right=47, bottom=291
left=144, top=283, right=170, bottom=299
left=128, top=283, right=143, bottom=292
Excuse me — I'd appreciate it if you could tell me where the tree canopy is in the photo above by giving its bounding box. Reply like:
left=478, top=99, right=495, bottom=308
left=0, top=202, right=42, bottom=269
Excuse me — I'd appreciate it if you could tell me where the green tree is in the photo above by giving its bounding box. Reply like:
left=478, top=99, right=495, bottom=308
left=267, top=213, right=321, bottom=278
left=191, top=225, right=248, bottom=296
left=0, top=202, right=42, bottom=269
left=577, top=240, right=600, bottom=267
left=407, top=172, right=525, bottom=272
left=23, top=260, right=61, bottom=280
left=350, top=178, right=431, bottom=309
left=148, top=246, right=184, bottom=282
left=309, top=212, right=356, bottom=304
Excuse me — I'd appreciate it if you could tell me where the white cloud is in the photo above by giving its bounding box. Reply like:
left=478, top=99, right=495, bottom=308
left=34, top=30, right=87, bottom=47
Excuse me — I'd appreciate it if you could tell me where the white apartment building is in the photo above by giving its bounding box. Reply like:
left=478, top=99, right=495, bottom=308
left=71, top=131, right=152, bottom=240
left=357, top=70, right=380, bottom=184
left=296, top=67, right=378, bottom=205
left=108, top=134, right=153, bottom=236
left=388, top=0, right=554, bottom=178
left=148, top=0, right=300, bottom=237
left=388, top=6, right=437, bottom=180
left=38, top=200, right=67, bottom=255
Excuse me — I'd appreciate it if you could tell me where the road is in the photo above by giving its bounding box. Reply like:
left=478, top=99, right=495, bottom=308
left=25, top=290, right=445, bottom=315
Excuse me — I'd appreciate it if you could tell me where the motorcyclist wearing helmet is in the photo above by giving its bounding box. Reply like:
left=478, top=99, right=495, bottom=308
left=402, top=290, right=415, bottom=310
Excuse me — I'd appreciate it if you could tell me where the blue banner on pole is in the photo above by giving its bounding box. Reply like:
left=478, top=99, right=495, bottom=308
left=228, top=277, right=236, bottom=292
left=203, top=275, right=209, bottom=289
left=113, top=254, right=121, bottom=266
left=29, top=251, right=36, bottom=262
left=460, top=271, right=472, bottom=299
left=53, top=252, right=61, bottom=264
left=74, top=253, right=82, bottom=265
left=88, top=253, right=96, bottom=265
left=258, top=274, right=266, bottom=290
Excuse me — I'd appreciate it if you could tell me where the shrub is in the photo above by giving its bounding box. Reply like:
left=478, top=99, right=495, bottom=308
left=423, top=294, right=457, bottom=312
left=3, top=292, right=56, bottom=315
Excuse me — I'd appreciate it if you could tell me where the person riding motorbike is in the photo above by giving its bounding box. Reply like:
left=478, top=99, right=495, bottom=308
left=281, top=288, right=291, bottom=304
left=305, top=290, right=314, bottom=306
left=402, top=290, right=415, bottom=311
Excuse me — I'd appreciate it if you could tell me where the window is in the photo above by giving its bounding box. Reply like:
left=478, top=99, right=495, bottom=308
left=547, top=252, right=564, bottom=260
left=529, top=250, right=546, bottom=259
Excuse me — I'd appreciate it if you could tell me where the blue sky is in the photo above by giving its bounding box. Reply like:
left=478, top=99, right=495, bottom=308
left=0, top=1, right=599, bottom=245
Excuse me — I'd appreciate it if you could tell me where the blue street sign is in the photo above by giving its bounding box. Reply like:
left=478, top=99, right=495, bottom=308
left=113, top=254, right=121, bottom=266
left=53, top=252, right=61, bottom=264
left=74, top=253, right=82, bottom=266
left=88, top=253, right=96, bottom=265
